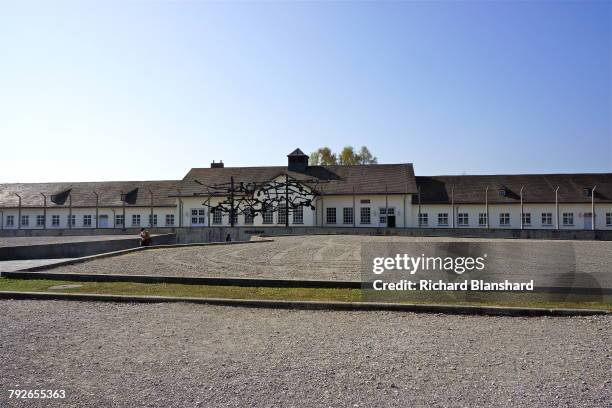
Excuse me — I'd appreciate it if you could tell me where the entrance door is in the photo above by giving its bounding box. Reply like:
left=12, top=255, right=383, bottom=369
left=387, top=215, right=396, bottom=228
left=584, top=213, right=592, bottom=229
left=99, top=215, right=109, bottom=228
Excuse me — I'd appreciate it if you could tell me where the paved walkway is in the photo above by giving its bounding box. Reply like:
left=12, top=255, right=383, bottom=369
left=0, top=259, right=74, bottom=272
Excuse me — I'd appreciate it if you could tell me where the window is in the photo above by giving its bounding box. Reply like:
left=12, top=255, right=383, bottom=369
left=583, top=188, right=592, bottom=197
left=498, top=189, right=506, bottom=197
left=21, top=215, right=29, bottom=226
left=542, top=213, right=552, bottom=226
left=278, top=203, right=287, bottom=225
left=83, top=215, right=92, bottom=227
left=6, top=215, right=14, bottom=226
left=244, top=209, right=254, bottom=225
left=292, top=206, right=303, bottom=225
left=262, top=209, right=273, bottom=224
left=212, top=208, right=223, bottom=225
left=326, top=207, right=337, bottom=224
left=165, top=214, right=174, bottom=226
left=438, top=213, right=448, bottom=226
left=69, top=214, right=75, bottom=226
left=522, top=213, right=531, bottom=226
left=116, top=214, right=124, bottom=226
left=360, top=207, right=371, bottom=224
left=418, top=213, right=428, bottom=226
left=478, top=213, right=487, bottom=226
left=149, top=214, right=157, bottom=226
left=499, top=213, right=510, bottom=226
left=360, top=199, right=371, bottom=204
left=52, top=215, right=60, bottom=226
left=562, top=212, right=573, bottom=226
left=458, top=213, right=469, bottom=226
left=191, top=209, right=206, bottom=225
left=379, top=207, right=394, bottom=224
left=343, top=208, right=354, bottom=225
left=36, top=215, right=45, bottom=226
left=230, top=211, right=238, bottom=225
left=607, top=213, right=612, bottom=226
left=132, top=214, right=141, bottom=227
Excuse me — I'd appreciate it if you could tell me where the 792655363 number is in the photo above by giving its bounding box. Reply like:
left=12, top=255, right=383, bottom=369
left=8, top=389, right=66, bottom=399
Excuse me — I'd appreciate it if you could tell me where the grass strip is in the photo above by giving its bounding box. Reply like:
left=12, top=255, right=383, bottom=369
left=0, top=278, right=609, bottom=311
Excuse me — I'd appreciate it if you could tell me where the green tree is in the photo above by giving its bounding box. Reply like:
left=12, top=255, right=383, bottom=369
left=309, top=146, right=377, bottom=165
left=338, top=146, right=360, bottom=165
left=356, top=146, right=377, bottom=164
left=309, top=147, right=337, bottom=165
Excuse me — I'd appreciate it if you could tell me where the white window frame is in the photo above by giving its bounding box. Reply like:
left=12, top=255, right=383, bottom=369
left=165, top=214, right=174, bottom=226
left=606, top=212, right=612, bottom=226
left=457, top=213, right=469, bottom=226
left=562, top=212, right=574, bottom=226
left=418, top=213, right=428, bottom=226
left=326, top=208, right=337, bottom=224
left=499, top=213, right=510, bottom=226
left=69, top=214, right=76, bottom=226
left=360, top=207, right=371, bottom=225
left=278, top=203, right=287, bottom=225
left=148, top=214, right=158, bottom=226
left=52, top=215, right=60, bottom=226
left=83, top=215, right=92, bottom=227
left=116, top=214, right=124, bottom=226
left=522, top=213, right=531, bottom=226
left=438, top=213, right=448, bottom=226
left=191, top=209, right=206, bottom=225
left=244, top=209, right=254, bottom=225
left=36, top=215, right=45, bottom=226
left=132, top=214, right=141, bottom=227
left=21, top=215, right=29, bottom=226
left=212, top=208, right=223, bottom=225
left=262, top=209, right=273, bottom=224
left=542, top=213, right=552, bottom=226
left=292, top=206, right=303, bottom=225
left=6, top=215, right=14, bottom=226
left=478, top=213, right=487, bottom=226
left=343, top=207, right=354, bottom=225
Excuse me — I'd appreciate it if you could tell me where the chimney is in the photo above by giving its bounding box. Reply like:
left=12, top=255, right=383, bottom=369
left=287, top=148, right=309, bottom=172
left=211, top=160, right=224, bottom=168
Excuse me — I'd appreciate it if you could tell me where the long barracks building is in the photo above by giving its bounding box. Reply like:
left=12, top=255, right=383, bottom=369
left=1, top=149, right=611, bottom=231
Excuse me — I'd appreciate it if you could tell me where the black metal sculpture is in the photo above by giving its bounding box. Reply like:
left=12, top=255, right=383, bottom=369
left=200, top=175, right=320, bottom=227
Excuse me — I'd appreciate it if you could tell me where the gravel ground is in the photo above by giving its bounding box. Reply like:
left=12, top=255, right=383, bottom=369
left=0, top=300, right=609, bottom=407
left=47, top=236, right=612, bottom=287
left=0, top=235, right=138, bottom=248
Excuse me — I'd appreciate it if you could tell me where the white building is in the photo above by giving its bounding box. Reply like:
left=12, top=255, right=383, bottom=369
left=0, top=149, right=611, bottom=231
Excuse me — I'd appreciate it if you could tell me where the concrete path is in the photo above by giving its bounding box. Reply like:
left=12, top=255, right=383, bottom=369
left=0, top=258, right=75, bottom=272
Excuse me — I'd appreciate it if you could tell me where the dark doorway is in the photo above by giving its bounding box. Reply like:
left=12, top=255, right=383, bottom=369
left=387, top=215, right=396, bottom=228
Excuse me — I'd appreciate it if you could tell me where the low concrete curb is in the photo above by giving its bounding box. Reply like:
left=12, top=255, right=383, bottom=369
left=1, top=271, right=359, bottom=288
left=0, top=290, right=608, bottom=316
left=13, top=239, right=274, bottom=272
left=2, top=270, right=610, bottom=294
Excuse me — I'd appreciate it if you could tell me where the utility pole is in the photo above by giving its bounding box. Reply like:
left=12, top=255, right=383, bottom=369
left=93, top=191, right=99, bottom=229
left=41, top=193, right=47, bottom=230
left=15, top=193, right=22, bottom=230
left=230, top=176, right=235, bottom=228
left=285, top=174, right=290, bottom=228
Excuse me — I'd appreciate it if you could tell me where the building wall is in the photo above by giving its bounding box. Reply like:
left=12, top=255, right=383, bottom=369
left=1, top=200, right=611, bottom=230
left=0, top=207, right=179, bottom=230
left=412, top=203, right=612, bottom=230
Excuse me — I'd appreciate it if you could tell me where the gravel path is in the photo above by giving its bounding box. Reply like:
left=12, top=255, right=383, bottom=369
left=0, top=300, right=609, bottom=407
left=47, top=236, right=612, bottom=286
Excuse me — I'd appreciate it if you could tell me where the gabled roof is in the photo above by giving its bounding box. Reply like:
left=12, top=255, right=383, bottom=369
left=287, top=148, right=308, bottom=157
left=181, top=164, right=418, bottom=196
left=0, top=180, right=181, bottom=208
left=414, top=173, right=612, bottom=204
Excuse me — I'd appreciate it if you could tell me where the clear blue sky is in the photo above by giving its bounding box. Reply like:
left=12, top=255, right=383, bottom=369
left=1, top=1, right=610, bottom=183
